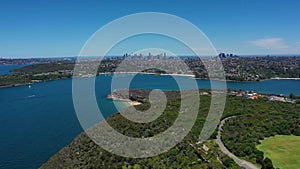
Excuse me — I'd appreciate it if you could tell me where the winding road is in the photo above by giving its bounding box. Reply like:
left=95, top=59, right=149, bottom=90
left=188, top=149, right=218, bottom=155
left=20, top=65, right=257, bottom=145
left=216, top=116, right=259, bottom=169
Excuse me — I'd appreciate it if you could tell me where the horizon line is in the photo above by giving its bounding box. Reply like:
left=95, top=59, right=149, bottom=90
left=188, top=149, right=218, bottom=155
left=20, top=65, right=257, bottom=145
left=1, top=53, right=300, bottom=59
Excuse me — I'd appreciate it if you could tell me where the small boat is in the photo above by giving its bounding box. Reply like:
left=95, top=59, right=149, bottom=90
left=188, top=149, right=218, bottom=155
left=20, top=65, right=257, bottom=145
left=27, top=95, right=35, bottom=98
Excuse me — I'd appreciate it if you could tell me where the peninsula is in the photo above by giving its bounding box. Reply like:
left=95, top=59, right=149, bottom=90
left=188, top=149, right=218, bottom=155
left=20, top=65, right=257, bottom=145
left=1, top=55, right=300, bottom=88
left=41, top=89, right=300, bottom=169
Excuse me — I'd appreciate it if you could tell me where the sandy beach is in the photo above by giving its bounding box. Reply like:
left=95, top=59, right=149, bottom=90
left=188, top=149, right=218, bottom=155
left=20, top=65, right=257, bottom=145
left=107, top=94, right=142, bottom=106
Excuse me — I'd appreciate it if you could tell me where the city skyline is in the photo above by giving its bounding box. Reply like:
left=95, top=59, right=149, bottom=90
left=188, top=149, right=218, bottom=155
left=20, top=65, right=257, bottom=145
left=1, top=0, right=300, bottom=57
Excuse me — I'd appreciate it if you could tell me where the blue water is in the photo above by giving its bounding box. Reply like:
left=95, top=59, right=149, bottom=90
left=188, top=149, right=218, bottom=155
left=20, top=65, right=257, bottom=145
left=0, top=64, right=28, bottom=75
left=0, top=74, right=299, bottom=169
left=227, top=79, right=300, bottom=96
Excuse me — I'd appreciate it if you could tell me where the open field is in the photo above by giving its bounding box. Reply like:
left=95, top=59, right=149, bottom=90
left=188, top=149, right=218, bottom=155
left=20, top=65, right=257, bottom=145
left=256, top=135, right=300, bottom=169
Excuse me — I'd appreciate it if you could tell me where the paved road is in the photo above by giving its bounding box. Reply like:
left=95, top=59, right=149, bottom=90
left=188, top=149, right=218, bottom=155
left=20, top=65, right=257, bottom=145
left=216, top=116, right=259, bottom=169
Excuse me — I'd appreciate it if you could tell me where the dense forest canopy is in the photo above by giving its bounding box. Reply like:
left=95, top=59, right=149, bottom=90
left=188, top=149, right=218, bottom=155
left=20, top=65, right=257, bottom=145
left=41, top=90, right=300, bottom=169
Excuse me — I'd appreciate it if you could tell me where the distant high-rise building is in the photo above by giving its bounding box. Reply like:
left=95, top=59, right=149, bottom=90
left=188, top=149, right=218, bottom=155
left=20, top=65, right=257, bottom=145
left=219, top=53, right=226, bottom=58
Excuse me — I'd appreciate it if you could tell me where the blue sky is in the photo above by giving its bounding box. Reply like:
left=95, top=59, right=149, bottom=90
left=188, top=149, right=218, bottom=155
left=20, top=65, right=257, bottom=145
left=1, top=0, right=300, bottom=57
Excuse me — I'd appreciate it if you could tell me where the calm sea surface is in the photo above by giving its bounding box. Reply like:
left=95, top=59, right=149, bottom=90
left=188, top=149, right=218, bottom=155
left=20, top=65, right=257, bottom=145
left=0, top=64, right=29, bottom=75
left=0, top=72, right=299, bottom=168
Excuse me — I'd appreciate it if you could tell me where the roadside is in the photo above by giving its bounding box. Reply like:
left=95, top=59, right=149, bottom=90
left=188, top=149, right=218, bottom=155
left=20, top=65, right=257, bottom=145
left=216, top=116, right=259, bottom=169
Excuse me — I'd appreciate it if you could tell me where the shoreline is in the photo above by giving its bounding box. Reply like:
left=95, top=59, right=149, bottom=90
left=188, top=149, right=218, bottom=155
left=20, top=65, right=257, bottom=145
left=107, top=94, right=142, bottom=106
left=270, top=77, right=300, bottom=80
left=0, top=76, right=69, bottom=89
left=1, top=71, right=299, bottom=89
left=102, top=72, right=195, bottom=77
left=0, top=83, right=31, bottom=88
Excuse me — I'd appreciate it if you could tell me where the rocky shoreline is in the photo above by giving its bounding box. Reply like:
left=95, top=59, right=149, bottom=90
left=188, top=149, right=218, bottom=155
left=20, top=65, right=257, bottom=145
left=107, top=88, right=160, bottom=106
left=107, top=92, right=142, bottom=106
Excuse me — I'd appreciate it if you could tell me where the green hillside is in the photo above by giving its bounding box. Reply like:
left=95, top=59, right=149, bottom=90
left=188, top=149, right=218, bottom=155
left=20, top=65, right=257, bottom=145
left=41, top=90, right=300, bottom=169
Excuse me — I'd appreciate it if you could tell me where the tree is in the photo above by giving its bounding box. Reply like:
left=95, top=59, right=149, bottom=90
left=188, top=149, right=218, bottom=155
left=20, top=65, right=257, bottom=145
left=255, top=151, right=264, bottom=165
left=133, top=164, right=141, bottom=169
left=289, top=93, right=296, bottom=99
left=220, top=154, right=235, bottom=167
left=262, top=158, right=274, bottom=169
left=292, top=126, right=300, bottom=136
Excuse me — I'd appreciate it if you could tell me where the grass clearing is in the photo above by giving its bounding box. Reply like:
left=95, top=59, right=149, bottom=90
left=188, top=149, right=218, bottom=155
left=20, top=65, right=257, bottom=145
left=256, top=135, right=300, bottom=169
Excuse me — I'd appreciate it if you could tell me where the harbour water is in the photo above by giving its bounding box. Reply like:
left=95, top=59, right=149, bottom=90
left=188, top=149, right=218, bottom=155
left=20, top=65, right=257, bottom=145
left=0, top=72, right=299, bottom=168
left=0, top=64, right=28, bottom=75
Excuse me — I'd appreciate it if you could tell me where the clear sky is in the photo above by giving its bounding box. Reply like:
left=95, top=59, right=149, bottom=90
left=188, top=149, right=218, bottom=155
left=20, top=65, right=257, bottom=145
left=1, top=0, right=300, bottom=57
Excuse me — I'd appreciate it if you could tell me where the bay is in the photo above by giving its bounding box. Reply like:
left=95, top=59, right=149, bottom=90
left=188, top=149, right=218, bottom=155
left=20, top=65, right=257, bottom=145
left=0, top=74, right=299, bottom=168
left=0, top=64, right=28, bottom=75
